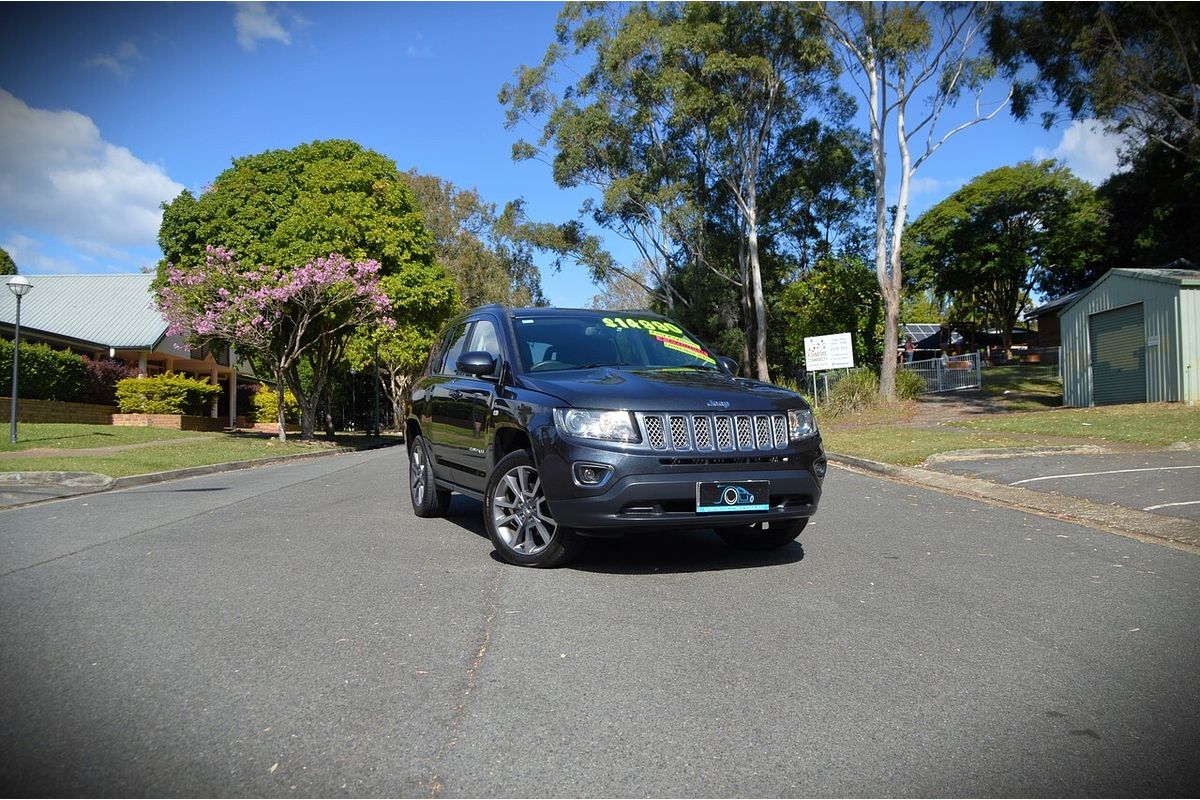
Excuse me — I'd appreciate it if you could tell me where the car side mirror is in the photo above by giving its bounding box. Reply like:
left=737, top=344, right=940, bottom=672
left=717, top=356, right=739, bottom=376
left=457, top=350, right=498, bottom=377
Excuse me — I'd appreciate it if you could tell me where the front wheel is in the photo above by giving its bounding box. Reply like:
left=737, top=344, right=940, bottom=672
left=715, top=518, right=807, bottom=550
left=485, top=451, right=581, bottom=567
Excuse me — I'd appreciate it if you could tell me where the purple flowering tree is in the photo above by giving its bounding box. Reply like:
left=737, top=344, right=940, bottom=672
left=158, top=246, right=393, bottom=440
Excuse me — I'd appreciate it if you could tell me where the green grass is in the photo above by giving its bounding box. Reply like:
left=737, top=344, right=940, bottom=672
left=0, top=423, right=224, bottom=451
left=818, top=398, right=1198, bottom=465
left=0, top=423, right=400, bottom=478
left=821, top=426, right=1042, bottom=466
left=953, top=403, right=1199, bottom=447
left=978, top=365, right=1064, bottom=410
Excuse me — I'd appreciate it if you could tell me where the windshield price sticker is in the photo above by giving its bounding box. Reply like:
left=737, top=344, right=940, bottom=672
left=602, top=316, right=683, bottom=334
left=602, top=317, right=716, bottom=365
left=656, top=334, right=716, bottom=364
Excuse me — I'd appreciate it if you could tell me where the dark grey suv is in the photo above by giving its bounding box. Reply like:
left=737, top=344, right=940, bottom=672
left=405, top=305, right=826, bottom=567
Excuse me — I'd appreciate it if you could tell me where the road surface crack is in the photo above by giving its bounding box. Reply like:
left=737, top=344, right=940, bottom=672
left=427, top=564, right=502, bottom=798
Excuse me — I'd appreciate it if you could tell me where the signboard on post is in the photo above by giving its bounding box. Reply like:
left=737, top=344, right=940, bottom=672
left=803, top=332, right=855, bottom=371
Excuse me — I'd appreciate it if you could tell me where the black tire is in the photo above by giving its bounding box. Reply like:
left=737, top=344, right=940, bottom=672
left=715, top=518, right=807, bottom=550
left=485, top=450, right=581, bottom=567
left=409, top=434, right=451, bottom=517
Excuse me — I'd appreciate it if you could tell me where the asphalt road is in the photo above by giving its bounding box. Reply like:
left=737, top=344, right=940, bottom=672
left=927, top=449, right=1200, bottom=522
left=1, top=448, right=1198, bottom=797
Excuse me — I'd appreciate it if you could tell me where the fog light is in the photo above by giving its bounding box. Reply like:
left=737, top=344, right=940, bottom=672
left=813, top=456, right=827, bottom=480
left=573, top=462, right=613, bottom=487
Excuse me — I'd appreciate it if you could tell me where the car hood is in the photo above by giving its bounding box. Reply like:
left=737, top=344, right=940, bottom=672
left=517, top=367, right=807, bottom=412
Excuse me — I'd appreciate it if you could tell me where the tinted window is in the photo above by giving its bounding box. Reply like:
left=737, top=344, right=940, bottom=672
left=437, top=323, right=471, bottom=376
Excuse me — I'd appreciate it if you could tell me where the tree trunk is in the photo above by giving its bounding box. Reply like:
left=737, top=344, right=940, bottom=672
left=746, top=212, right=770, bottom=383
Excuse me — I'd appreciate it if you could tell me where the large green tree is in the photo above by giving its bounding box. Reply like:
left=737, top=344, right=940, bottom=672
left=989, top=2, right=1200, bottom=161
left=156, top=140, right=455, bottom=438
left=905, top=160, right=1106, bottom=354
left=158, top=139, right=436, bottom=280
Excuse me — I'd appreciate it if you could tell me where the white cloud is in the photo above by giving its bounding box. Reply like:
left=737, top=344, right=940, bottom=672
left=0, top=89, right=184, bottom=250
left=84, top=40, right=143, bottom=78
left=2, top=233, right=84, bottom=274
left=1033, top=120, right=1127, bottom=185
left=235, top=2, right=293, bottom=51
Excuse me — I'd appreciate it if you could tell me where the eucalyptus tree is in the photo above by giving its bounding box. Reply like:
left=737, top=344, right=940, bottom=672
left=812, top=1, right=1012, bottom=399
left=499, top=2, right=699, bottom=313
left=502, top=2, right=849, bottom=381
left=403, top=171, right=544, bottom=308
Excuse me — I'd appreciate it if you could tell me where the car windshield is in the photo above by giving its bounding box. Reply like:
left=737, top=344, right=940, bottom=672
left=512, top=313, right=721, bottom=373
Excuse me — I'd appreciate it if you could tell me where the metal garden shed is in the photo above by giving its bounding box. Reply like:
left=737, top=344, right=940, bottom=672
left=1059, top=267, right=1200, bottom=407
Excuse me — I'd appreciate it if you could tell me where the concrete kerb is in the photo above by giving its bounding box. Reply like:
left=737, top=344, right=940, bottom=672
left=827, top=451, right=1200, bottom=555
left=0, top=438, right=404, bottom=510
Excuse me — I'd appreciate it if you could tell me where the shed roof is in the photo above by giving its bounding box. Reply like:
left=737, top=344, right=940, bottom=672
left=0, top=273, right=167, bottom=348
left=1061, top=267, right=1200, bottom=317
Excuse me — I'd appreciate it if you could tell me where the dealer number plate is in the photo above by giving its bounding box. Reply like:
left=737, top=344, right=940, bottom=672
left=696, top=480, right=769, bottom=513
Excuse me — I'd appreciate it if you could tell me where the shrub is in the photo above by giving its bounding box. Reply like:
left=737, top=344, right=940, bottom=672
left=0, top=338, right=87, bottom=401
left=81, top=357, right=139, bottom=405
left=250, top=385, right=300, bottom=424
left=895, top=368, right=927, bottom=401
left=115, top=373, right=222, bottom=415
left=823, top=368, right=880, bottom=416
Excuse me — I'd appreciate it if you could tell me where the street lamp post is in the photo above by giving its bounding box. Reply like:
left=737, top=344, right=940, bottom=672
left=7, top=275, right=33, bottom=444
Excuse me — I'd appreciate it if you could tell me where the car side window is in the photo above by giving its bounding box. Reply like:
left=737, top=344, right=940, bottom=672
left=467, top=319, right=503, bottom=376
left=437, top=322, right=471, bottom=377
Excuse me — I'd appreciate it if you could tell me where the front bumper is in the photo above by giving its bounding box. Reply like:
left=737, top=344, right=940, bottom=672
left=537, top=437, right=825, bottom=532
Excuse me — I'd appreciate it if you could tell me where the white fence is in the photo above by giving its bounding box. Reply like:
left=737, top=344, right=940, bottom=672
left=900, top=351, right=982, bottom=393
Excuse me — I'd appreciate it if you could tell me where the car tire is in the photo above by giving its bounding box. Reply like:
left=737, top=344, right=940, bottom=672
left=409, top=434, right=451, bottom=517
left=485, top=450, right=581, bottom=567
left=715, top=518, right=807, bottom=550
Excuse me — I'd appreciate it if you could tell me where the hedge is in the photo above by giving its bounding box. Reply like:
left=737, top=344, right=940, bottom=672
left=0, top=338, right=88, bottom=401
left=115, top=373, right=222, bottom=415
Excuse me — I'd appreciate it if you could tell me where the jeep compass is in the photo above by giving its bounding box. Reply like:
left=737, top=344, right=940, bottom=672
left=404, top=305, right=826, bottom=567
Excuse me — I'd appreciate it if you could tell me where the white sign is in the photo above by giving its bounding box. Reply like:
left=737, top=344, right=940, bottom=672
left=803, top=332, right=855, bottom=371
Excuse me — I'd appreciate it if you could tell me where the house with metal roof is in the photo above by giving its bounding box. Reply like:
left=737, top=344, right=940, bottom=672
left=1059, top=267, right=1200, bottom=407
left=0, top=273, right=249, bottom=424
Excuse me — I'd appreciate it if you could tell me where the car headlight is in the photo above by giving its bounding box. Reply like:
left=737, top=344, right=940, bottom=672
left=787, top=408, right=817, bottom=440
left=554, top=408, right=640, bottom=443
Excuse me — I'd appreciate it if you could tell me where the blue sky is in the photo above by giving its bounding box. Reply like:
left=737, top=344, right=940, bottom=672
left=0, top=2, right=1124, bottom=308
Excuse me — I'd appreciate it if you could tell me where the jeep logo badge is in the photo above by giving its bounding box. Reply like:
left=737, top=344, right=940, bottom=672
left=706, top=400, right=730, bottom=408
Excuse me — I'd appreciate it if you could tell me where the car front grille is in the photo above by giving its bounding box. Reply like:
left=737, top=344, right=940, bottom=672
left=638, top=412, right=789, bottom=453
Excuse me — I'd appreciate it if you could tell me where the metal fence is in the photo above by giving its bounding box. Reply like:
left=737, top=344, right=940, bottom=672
left=900, top=351, right=982, bottom=393
left=804, top=367, right=870, bottom=404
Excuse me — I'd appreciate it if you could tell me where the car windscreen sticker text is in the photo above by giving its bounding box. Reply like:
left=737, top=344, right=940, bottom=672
left=601, top=317, right=716, bottom=365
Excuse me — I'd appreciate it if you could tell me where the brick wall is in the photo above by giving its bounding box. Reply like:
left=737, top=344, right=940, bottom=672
left=111, top=413, right=226, bottom=431
left=2, top=396, right=117, bottom=425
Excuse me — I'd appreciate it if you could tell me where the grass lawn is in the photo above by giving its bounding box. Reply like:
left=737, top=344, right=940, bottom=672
left=0, top=423, right=399, bottom=478
left=953, top=403, right=1199, bottom=447
left=818, top=397, right=1197, bottom=466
